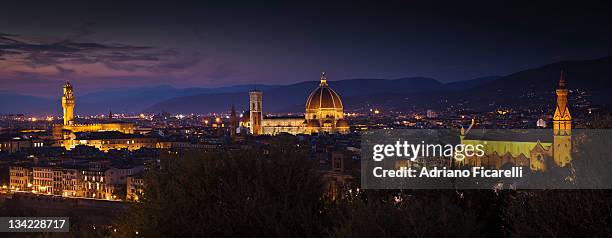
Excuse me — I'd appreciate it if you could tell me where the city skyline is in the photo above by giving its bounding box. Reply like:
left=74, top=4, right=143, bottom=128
left=2, top=2, right=612, bottom=237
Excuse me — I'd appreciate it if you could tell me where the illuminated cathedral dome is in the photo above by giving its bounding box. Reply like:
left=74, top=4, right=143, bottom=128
left=304, top=72, right=347, bottom=134
left=305, top=72, right=343, bottom=112
left=242, top=71, right=349, bottom=135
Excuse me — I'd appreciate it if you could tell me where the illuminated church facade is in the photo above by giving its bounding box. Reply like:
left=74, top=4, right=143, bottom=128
left=460, top=71, right=572, bottom=171
left=241, top=72, right=349, bottom=135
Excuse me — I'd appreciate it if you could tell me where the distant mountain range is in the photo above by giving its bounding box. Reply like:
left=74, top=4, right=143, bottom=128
left=0, top=84, right=279, bottom=115
left=334, top=56, right=612, bottom=112
left=143, top=76, right=499, bottom=114
left=2, top=55, right=612, bottom=115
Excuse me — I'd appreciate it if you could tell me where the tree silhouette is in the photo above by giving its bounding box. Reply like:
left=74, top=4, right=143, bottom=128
left=117, top=143, right=327, bottom=237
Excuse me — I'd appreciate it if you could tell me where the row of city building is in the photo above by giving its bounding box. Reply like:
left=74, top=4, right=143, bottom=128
left=9, top=161, right=144, bottom=201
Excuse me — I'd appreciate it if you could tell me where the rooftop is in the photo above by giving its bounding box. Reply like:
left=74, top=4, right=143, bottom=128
left=463, top=129, right=553, bottom=143
left=74, top=131, right=148, bottom=140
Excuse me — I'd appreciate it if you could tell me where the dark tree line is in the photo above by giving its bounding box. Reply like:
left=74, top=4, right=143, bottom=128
left=113, top=135, right=612, bottom=237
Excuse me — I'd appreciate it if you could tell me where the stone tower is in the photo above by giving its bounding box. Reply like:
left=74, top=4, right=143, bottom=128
left=249, top=90, right=263, bottom=135
left=62, top=81, right=75, bottom=125
left=553, top=70, right=572, bottom=167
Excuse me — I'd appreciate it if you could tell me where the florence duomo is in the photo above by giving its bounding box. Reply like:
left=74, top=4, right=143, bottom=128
left=240, top=72, right=349, bottom=135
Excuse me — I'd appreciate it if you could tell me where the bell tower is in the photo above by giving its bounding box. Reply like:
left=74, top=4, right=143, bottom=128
left=553, top=71, right=571, bottom=166
left=249, top=90, right=263, bottom=135
left=62, top=81, right=75, bottom=125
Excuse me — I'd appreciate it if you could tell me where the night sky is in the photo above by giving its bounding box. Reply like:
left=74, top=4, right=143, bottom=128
left=1, top=1, right=611, bottom=97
